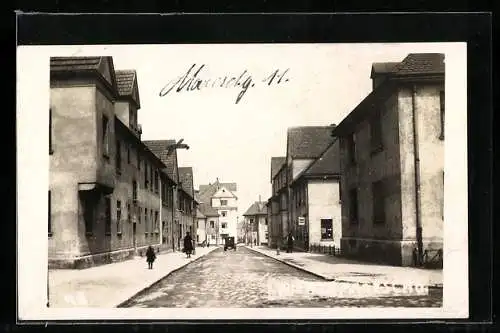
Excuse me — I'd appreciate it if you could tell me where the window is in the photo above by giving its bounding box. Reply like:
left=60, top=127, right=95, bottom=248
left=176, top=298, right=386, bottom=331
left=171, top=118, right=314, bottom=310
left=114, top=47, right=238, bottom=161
left=221, top=222, right=227, bottom=228
left=439, top=90, right=445, bottom=140
left=127, top=145, right=131, bottom=164
left=265, top=218, right=268, bottom=225
left=154, top=170, right=159, bottom=193
left=49, top=108, right=53, bottom=154
left=220, top=199, right=228, bottom=206
left=150, top=165, right=154, bottom=192
left=210, top=221, right=215, bottom=228
left=105, top=196, right=111, bottom=235
left=138, top=207, right=142, bottom=224
left=349, top=189, right=358, bottom=224
left=127, top=203, right=131, bottom=223
left=102, top=115, right=110, bottom=157
left=250, top=218, right=254, bottom=223
left=132, top=180, right=138, bottom=201
left=116, top=139, right=122, bottom=174
left=116, top=200, right=122, bottom=235
left=48, top=191, right=52, bottom=236
left=347, top=134, right=357, bottom=165
left=83, top=193, right=94, bottom=235
left=372, top=180, right=385, bottom=224
left=221, top=211, right=227, bottom=217
left=154, top=211, right=159, bottom=233
left=321, top=219, right=333, bottom=240
left=370, top=110, right=383, bottom=153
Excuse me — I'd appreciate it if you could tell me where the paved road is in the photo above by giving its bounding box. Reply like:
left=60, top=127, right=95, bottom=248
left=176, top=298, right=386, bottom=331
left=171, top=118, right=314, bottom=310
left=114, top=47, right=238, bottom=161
left=120, top=246, right=442, bottom=308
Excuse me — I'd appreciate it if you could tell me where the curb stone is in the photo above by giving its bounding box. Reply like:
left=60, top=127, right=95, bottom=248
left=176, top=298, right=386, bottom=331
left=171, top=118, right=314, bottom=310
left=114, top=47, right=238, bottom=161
left=115, top=247, right=220, bottom=307
left=245, top=246, right=443, bottom=291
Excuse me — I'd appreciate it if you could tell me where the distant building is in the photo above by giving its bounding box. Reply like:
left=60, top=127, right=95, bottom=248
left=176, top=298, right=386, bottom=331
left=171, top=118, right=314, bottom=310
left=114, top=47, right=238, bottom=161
left=196, top=202, right=220, bottom=245
left=333, top=53, right=445, bottom=266
left=198, top=179, right=238, bottom=245
left=242, top=200, right=268, bottom=245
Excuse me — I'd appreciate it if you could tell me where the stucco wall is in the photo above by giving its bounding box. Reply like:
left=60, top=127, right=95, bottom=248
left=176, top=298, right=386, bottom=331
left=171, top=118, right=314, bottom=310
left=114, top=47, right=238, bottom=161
left=398, top=85, right=444, bottom=247
left=307, top=180, right=342, bottom=247
left=49, top=85, right=98, bottom=257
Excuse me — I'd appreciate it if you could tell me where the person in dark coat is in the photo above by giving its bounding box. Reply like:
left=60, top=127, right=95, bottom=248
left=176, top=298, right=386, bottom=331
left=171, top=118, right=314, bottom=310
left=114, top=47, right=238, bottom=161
left=286, top=232, right=295, bottom=253
left=146, top=245, right=156, bottom=269
left=183, top=232, right=194, bottom=258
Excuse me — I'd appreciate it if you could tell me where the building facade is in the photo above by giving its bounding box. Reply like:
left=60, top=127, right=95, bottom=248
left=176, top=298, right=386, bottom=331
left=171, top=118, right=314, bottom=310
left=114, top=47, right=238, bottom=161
left=143, top=141, right=197, bottom=252
left=198, top=179, right=238, bottom=245
left=333, top=53, right=445, bottom=266
left=242, top=201, right=268, bottom=245
left=49, top=57, right=166, bottom=268
left=285, top=126, right=338, bottom=250
left=196, top=203, right=220, bottom=245
left=268, top=157, right=286, bottom=248
left=289, top=140, right=342, bottom=251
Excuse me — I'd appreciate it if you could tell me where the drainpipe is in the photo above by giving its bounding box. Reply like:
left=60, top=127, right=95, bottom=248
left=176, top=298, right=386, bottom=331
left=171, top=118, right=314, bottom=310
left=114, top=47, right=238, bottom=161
left=159, top=177, right=162, bottom=248
left=411, top=84, right=424, bottom=265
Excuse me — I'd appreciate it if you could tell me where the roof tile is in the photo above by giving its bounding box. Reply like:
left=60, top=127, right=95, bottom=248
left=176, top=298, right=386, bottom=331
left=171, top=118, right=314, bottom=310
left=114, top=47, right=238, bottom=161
left=287, top=126, right=336, bottom=159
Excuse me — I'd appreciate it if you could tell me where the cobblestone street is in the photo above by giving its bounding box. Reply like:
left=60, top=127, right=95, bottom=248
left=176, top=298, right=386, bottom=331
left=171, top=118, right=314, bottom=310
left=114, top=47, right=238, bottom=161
left=120, top=247, right=442, bottom=308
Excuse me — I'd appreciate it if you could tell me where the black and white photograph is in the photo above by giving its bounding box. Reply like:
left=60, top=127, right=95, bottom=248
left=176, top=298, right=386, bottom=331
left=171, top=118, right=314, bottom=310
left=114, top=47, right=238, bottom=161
left=17, top=41, right=468, bottom=320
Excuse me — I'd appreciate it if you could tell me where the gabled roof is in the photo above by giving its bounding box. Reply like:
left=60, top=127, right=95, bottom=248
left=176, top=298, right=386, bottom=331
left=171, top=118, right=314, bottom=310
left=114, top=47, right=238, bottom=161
left=292, top=140, right=340, bottom=184
left=392, top=53, right=445, bottom=76
left=143, top=140, right=179, bottom=183
left=198, top=203, right=220, bottom=217
left=115, top=70, right=141, bottom=108
left=243, top=201, right=268, bottom=216
left=178, top=167, right=194, bottom=198
left=333, top=53, right=445, bottom=137
left=270, top=156, right=286, bottom=182
left=50, top=56, right=118, bottom=99
left=198, top=179, right=238, bottom=203
left=287, top=126, right=336, bottom=160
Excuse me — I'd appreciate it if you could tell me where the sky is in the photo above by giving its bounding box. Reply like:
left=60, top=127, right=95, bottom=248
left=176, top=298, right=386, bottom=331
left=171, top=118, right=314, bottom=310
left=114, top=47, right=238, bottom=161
left=48, top=43, right=454, bottom=217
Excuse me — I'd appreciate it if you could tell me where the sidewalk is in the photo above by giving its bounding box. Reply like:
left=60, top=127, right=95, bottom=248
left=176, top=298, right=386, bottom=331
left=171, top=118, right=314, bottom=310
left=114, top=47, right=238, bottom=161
left=48, top=246, right=220, bottom=308
left=246, top=246, right=442, bottom=289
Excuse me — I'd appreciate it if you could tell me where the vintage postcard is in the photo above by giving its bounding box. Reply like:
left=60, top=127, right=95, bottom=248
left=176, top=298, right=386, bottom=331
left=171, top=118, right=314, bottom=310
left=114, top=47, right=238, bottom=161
left=17, top=42, right=468, bottom=321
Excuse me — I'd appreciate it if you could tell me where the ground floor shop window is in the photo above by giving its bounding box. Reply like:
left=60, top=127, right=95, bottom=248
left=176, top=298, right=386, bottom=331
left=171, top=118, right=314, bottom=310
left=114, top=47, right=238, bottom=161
left=320, top=219, right=333, bottom=240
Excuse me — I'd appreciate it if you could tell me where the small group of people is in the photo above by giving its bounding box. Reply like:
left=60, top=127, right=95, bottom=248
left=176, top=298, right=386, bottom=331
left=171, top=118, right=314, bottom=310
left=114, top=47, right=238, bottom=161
left=145, top=231, right=197, bottom=269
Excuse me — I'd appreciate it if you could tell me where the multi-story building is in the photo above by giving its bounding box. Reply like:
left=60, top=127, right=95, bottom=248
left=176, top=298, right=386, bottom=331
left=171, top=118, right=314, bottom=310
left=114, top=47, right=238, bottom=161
left=333, top=53, right=445, bottom=266
left=285, top=126, right=337, bottom=248
left=198, top=179, right=238, bottom=245
left=289, top=139, right=342, bottom=251
left=49, top=56, right=170, bottom=268
left=268, top=156, right=286, bottom=248
left=143, top=140, right=196, bottom=251
left=178, top=167, right=198, bottom=244
left=242, top=200, right=268, bottom=245
left=196, top=202, right=220, bottom=245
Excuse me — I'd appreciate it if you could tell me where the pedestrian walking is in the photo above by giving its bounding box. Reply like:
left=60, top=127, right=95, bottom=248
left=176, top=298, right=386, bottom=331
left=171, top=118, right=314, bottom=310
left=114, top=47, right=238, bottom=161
left=286, top=232, right=295, bottom=253
left=183, top=231, right=194, bottom=258
left=146, top=245, right=156, bottom=269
